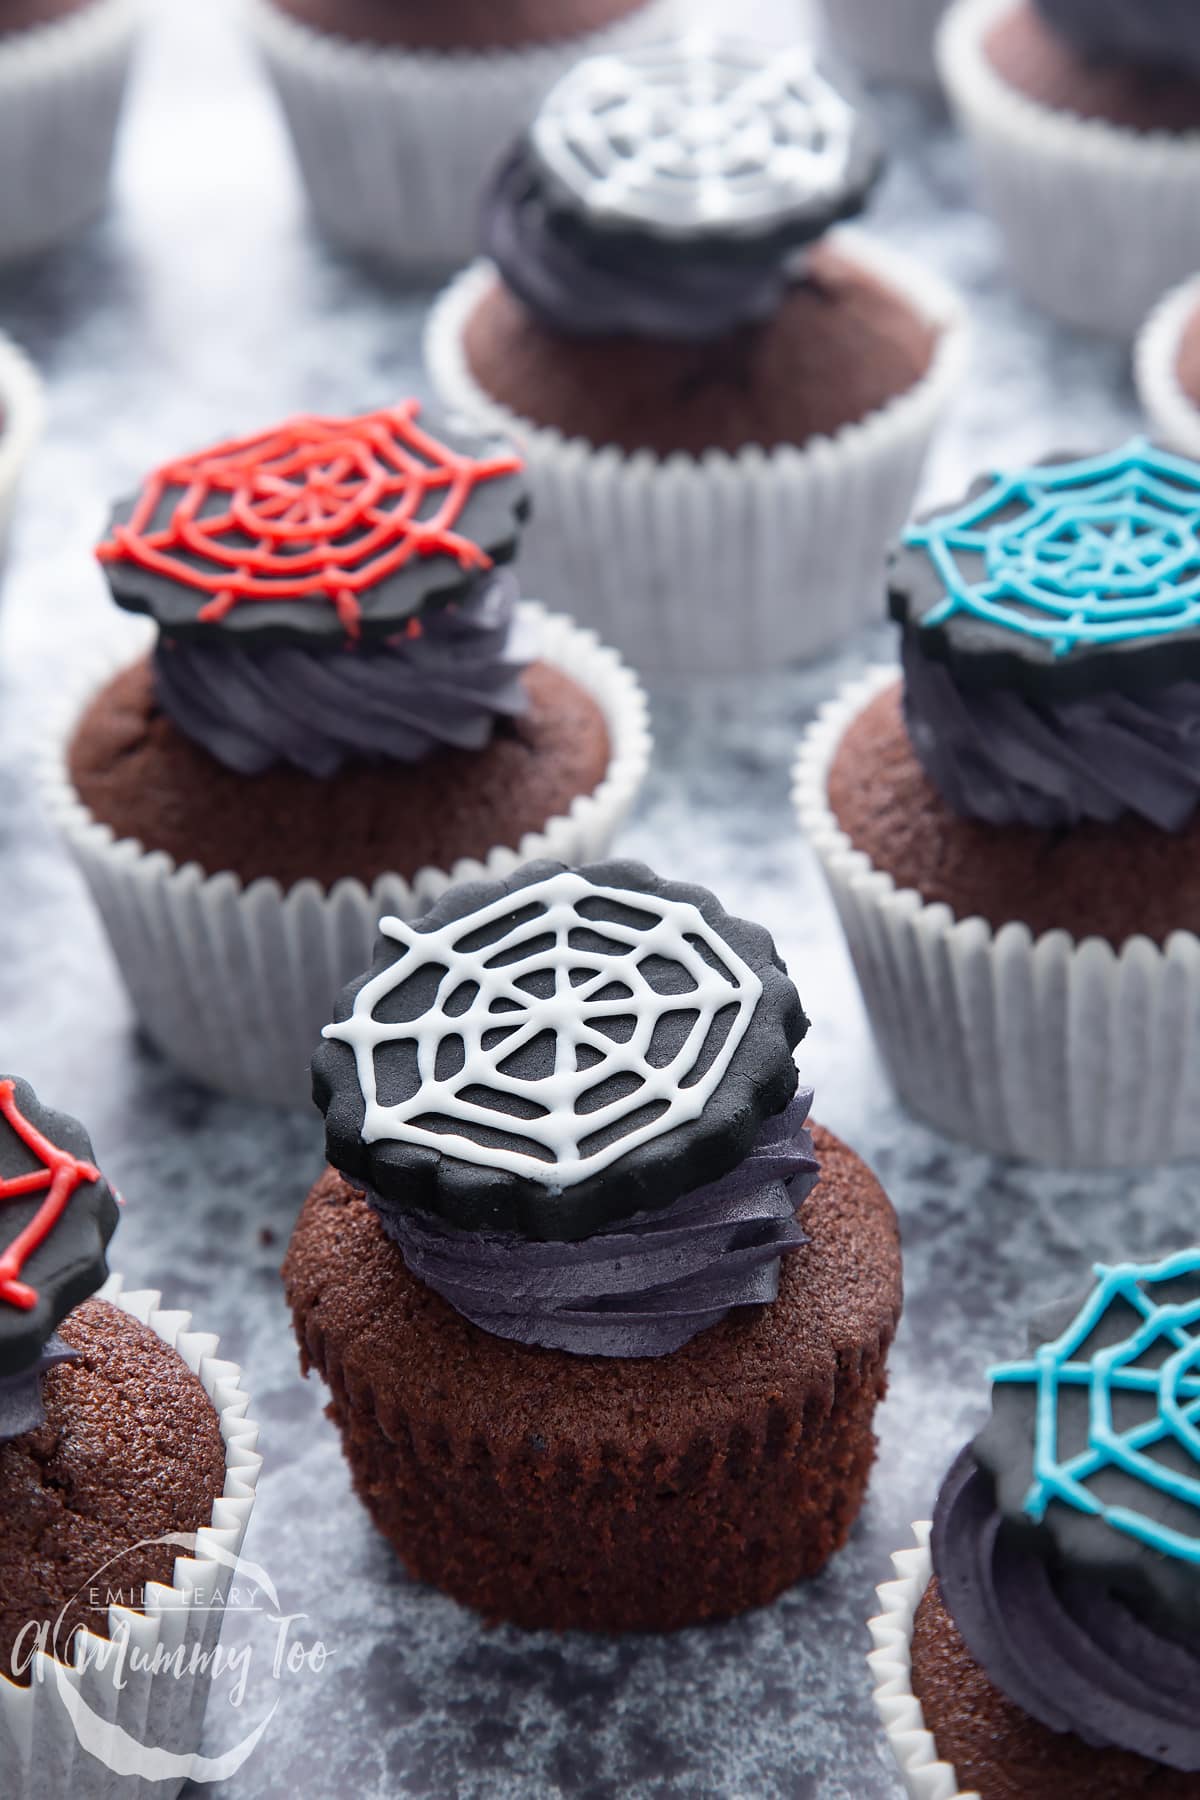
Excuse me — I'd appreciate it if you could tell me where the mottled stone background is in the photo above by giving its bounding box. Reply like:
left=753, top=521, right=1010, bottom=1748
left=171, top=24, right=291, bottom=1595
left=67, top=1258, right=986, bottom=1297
left=0, top=2, right=1170, bottom=1796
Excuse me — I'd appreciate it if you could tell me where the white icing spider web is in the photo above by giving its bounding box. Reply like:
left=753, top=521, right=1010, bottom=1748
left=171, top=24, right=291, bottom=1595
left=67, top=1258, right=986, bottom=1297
left=531, top=35, right=858, bottom=238
left=324, top=871, right=764, bottom=1190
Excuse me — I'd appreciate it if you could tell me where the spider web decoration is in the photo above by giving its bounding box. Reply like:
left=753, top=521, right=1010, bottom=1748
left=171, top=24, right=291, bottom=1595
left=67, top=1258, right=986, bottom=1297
left=0, top=1079, right=101, bottom=1312
left=906, top=440, right=1200, bottom=659
left=531, top=35, right=862, bottom=240
left=324, top=871, right=764, bottom=1190
left=96, top=402, right=523, bottom=639
left=990, top=1250, right=1200, bottom=1566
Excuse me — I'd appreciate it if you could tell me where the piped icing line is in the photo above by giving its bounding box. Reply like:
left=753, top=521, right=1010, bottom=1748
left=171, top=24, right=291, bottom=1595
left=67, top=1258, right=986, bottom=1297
left=96, top=401, right=524, bottom=639
left=904, top=439, right=1200, bottom=656
left=988, top=1250, right=1200, bottom=1565
left=0, top=1079, right=100, bottom=1312
left=323, top=869, right=765, bottom=1190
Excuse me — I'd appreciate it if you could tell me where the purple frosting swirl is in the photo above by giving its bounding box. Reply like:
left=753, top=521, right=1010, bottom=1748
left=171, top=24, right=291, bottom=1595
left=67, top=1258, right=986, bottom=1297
left=152, top=570, right=532, bottom=777
left=0, top=1333, right=78, bottom=1442
left=369, top=1092, right=819, bottom=1358
left=902, top=635, right=1200, bottom=831
left=482, top=145, right=796, bottom=345
left=1035, top=0, right=1200, bottom=74
left=932, top=1448, right=1200, bottom=1772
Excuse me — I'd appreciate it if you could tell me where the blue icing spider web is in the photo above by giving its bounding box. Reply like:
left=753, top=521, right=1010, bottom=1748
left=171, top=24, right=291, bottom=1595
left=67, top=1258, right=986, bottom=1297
left=989, top=1250, right=1200, bottom=1566
left=906, top=439, right=1200, bottom=658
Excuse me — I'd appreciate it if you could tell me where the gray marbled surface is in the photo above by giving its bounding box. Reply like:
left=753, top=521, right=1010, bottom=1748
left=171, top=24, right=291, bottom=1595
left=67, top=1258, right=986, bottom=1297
left=0, top=3, right=1183, bottom=1797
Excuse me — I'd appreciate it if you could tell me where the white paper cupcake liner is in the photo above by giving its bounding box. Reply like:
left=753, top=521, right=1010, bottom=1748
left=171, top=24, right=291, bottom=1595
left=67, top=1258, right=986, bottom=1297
left=41, top=602, right=652, bottom=1108
left=938, top=0, right=1200, bottom=339
left=1136, top=273, right=1200, bottom=458
left=0, top=332, right=43, bottom=564
left=424, top=231, right=967, bottom=676
left=0, top=1274, right=262, bottom=1800
left=816, top=0, right=948, bottom=88
left=245, top=0, right=680, bottom=273
left=868, top=1524, right=979, bottom=1800
left=793, top=665, right=1200, bottom=1167
left=0, top=0, right=140, bottom=261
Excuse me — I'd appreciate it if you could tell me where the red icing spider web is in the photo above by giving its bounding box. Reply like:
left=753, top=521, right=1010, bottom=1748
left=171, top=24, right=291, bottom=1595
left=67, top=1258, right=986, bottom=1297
left=0, top=1080, right=100, bottom=1312
left=96, top=401, right=524, bottom=640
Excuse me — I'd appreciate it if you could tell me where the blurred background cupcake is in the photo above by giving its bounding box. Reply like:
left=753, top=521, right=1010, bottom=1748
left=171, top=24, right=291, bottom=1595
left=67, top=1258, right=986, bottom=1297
left=0, top=1073, right=261, bottom=1792
left=0, top=0, right=140, bottom=260
left=41, top=401, right=650, bottom=1107
left=245, top=0, right=679, bottom=274
left=870, top=1249, right=1200, bottom=1798
left=0, top=331, right=40, bottom=574
left=290, top=860, right=902, bottom=1632
left=1137, top=270, right=1200, bottom=458
left=795, top=439, right=1200, bottom=1166
left=813, top=0, right=949, bottom=89
left=939, top=0, right=1200, bottom=336
left=1037, top=0, right=1200, bottom=74
left=427, top=33, right=966, bottom=675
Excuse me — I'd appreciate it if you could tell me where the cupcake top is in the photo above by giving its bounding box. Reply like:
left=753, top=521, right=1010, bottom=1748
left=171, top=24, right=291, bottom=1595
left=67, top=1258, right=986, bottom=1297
left=94, top=403, right=536, bottom=778
left=888, top=440, right=1200, bottom=829
left=314, top=861, right=816, bottom=1356
left=0, top=1076, right=119, bottom=1435
left=1033, top=0, right=1200, bottom=78
left=482, top=34, right=882, bottom=343
left=316, top=860, right=808, bottom=1240
left=932, top=1250, right=1200, bottom=1772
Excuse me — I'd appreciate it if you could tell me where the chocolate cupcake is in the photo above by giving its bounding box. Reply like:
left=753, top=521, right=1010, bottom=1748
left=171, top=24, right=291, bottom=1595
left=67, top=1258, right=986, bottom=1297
left=795, top=439, right=1200, bottom=1166
left=870, top=1250, right=1200, bottom=1798
left=0, top=0, right=139, bottom=261
left=246, top=0, right=678, bottom=274
left=0, top=1074, right=261, bottom=1792
left=426, top=34, right=966, bottom=675
left=285, top=860, right=902, bottom=1632
left=814, top=0, right=950, bottom=88
left=0, top=329, right=41, bottom=572
left=41, top=401, right=649, bottom=1106
left=939, top=0, right=1200, bottom=337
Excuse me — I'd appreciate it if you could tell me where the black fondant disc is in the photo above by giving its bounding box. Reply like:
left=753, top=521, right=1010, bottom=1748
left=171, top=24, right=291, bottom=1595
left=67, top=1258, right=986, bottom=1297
left=890, top=442, right=1200, bottom=700
left=99, top=403, right=530, bottom=646
left=313, top=860, right=808, bottom=1242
